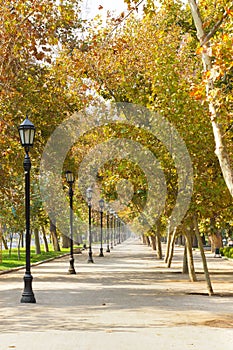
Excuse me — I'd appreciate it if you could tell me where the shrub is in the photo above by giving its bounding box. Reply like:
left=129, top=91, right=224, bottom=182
left=220, top=247, right=233, bottom=258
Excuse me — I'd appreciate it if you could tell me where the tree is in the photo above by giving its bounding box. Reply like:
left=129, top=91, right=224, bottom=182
left=0, top=0, right=86, bottom=248
left=69, top=2, right=230, bottom=231
left=188, top=0, right=233, bottom=196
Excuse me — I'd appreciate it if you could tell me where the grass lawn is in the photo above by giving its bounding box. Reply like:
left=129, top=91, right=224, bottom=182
left=0, top=245, right=81, bottom=271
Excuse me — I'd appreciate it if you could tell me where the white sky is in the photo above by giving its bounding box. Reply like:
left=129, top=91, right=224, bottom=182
left=81, top=0, right=130, bottom=19
left=81, top=0, right=188, bottom=19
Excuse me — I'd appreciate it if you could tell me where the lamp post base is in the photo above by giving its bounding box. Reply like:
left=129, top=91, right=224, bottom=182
left=20, top=273, right=36, bottom=303
left=68, top=257, right=76, bottom=274
left=87, top=250, right=94, bottom=263
left=106, top=245, right=110, bottom=253
left=99, top=248, right=104, bottom=257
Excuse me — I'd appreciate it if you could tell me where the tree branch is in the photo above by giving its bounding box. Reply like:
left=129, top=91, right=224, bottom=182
left=201, top=6, right=233, bottom=46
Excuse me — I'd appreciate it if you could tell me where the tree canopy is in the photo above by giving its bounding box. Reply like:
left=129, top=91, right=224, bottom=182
left=0, top=0, right=233, bottom=244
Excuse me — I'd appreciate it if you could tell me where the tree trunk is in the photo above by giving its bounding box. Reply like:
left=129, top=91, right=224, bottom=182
left=20, top=230, right=24, bottom=248
left=192, top=234, right=198, bottom=248
left=155, top=219, right=163, bottom=259
left=151, top=235, right=156, bottom=250
left=183, top=243, right=188, bottom=274
left=209, top=217, right=223, bottom=253
left=146, top=236, right=151, bottom=247
left=188, top=0, right=233, bottom=197
left=1, top=230, right=8, bottom=250
left=185, top=230, right=197, bottom=282
left=193, top=214, right=214, bottom=296
left=142, top=234, right=147, bottom=244
left=0, top=222, right=7, bottom=253
left=41, top=226, right=49, bottom=252
left=61, top=233, right=70, bottom=248
left=34, top=228, right=41, bottom=255
left=181, top=235, right=186, bottom=246
left=209, top=233, right=222, bottom=253
left=72, top=226, right=82, bottom=253
left=201, top=233, right=206, bottom=246
left=17, top=233, right=21, bottom=260
left=167, top=227, right=177, bottom=268
left=0, top=223, right=2, bottom=262
left=156, top=234, right=163, bottom=260
left=74, top=225, right=82, bottom=245
left=50, top=219, right=61, bottom=251
left=164, top=222, right=172, bottom=263
left=177, top=235, right=183, bottom=246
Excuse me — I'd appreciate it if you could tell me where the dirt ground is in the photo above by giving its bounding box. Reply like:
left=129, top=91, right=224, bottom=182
left=0, top=238, right=233, bottom=349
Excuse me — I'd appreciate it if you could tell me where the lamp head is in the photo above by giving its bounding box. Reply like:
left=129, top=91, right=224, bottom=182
left=86, top=187, right=93, bottom=201
left=99, top=198, right=104, bottom=210
left=65, top=171, right=75, bottom=184
left=18, top=116, right=35, bottom=150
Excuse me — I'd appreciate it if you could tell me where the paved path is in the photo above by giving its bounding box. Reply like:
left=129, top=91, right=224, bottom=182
left=0, top=238, right=233, bottom=349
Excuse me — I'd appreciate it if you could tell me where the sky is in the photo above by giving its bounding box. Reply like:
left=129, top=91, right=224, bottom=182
left=81, top=0, right=188, bottom=19
left=81, top=0, right=130, bottom=19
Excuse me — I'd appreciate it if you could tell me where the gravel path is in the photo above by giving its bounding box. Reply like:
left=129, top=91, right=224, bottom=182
left=0, top=238, right=233, bottom=349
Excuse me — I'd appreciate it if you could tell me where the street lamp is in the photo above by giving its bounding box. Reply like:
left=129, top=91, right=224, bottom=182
left=113, top=213, right=117, bottom=246
left=99, top=198, right=104, bottom=257
left=18, top=116, right=36, bottom=303
left=118, top=219, right=121, bottom=244
left=115, top=214, right=120, bottom=245
left=110, top=209, right=114, bottom=249
left=65, top=171, right=76, bottom=274
left=121, top=221, right=125, bottom=242
left=86, top=187, right=94, bottom=263
left=106, top=205, right=110, bottom=253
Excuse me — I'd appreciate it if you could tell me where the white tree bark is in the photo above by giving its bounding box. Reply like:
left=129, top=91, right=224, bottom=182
left=188, top=0, right=233, bottom=197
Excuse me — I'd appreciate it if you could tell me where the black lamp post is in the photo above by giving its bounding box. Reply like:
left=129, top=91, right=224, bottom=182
left=116, top=215, right=120, bottom=245
left=114, top=214, right=117, bottom=246
left=106, top=205, right=110, bottom=253
left=110, top=209, right=114, bottom=249
left=86, top=187, right=94, bottom=263
left=99, top=198, right=104, bottom=257
left=118, top=219, right=121, bottom=244
left=66, top=171, right=76, bottom=274
left=18, top=116, right=36, bottom=303
left=122, top=221, right=125, bottom=242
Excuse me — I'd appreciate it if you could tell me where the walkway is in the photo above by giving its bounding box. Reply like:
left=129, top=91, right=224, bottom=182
left=0, top=238, right=233, bottom=349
